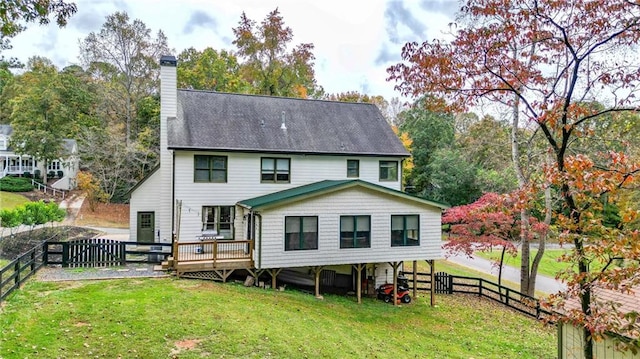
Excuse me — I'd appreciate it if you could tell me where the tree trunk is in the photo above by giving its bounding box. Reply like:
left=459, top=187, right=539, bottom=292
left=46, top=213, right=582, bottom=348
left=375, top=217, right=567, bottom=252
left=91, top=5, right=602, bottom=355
left=511, top=91, right=536, bottom=295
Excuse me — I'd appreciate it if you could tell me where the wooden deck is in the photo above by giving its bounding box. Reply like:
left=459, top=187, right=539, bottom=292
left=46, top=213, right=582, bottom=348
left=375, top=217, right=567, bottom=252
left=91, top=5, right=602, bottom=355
left=170, top=239, right=254, bottom=280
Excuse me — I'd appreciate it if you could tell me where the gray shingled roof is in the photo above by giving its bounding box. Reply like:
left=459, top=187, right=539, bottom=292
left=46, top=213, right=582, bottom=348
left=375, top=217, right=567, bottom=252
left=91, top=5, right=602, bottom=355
left=0, top=125, right=76, bottom=155
left=168, top=90, right=410, bottom=156
left=0, top=124, right=12, bottom=136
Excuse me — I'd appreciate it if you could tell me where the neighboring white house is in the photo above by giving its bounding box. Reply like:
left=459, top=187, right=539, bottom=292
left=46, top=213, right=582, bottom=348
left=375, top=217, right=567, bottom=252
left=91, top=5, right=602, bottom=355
left=129, top=55, right=447, bottom=296
left=0, top=124, right=79, bottom=190
left=559, top=287, right=640, bottom=359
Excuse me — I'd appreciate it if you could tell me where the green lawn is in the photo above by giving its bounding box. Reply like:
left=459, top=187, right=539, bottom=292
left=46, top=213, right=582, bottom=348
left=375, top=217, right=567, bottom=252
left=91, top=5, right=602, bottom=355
left=475, top=249, right=570, bottom=278
left=0, top=277, right=556, bottom=358
left=0, top=191, right=30, bottom=210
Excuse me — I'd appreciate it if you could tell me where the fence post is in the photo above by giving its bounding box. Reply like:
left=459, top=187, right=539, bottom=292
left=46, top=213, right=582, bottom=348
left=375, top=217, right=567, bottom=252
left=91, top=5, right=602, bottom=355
left=536, top=301, right=541, bottom=319
left=14, top=260, right=20, bottom=286
left=42, top=242, right=48, bottom=265
left=448, top=273, right=453, bottom=294
left=120, top=242, right=126, bottom=266
left=62, top=243, right=69, bottom=268
left=478, top=278, right=483, bottom=297
left=505, top=287, right=510, bottom=306
left=30, top=250, right=35, bottom=272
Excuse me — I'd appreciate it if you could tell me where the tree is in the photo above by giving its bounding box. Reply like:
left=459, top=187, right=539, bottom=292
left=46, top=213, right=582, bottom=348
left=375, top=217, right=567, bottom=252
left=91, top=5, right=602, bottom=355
left=398, top=97, right=455, bottom=197
left=80, top=11, right=170, bottom=145
left=443, top=192, right=547, bottom=288
left=232, top=8, right=321, bottom=98
left=177, top=47, right=249, bottom=92
left=0, top=0, right=77, bottom=66
left=428, top=147, right=482, bottom=206
left=7, top=57, right=95, bottom=183
left=388, top=1, right=640, bottom=357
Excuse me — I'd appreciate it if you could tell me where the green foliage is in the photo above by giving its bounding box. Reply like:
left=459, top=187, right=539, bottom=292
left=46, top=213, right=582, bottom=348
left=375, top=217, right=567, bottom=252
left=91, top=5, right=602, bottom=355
left=177, top=47, right=250, bottom=92
left=399, top=98, right=456, bottom=196
left=0, top=176, right=33, bottom=192
left=232, top=9, right=321, bottom=98
left=0, top=200, right=65, bottom=228
left=428, top=148, right=482, bottom=206
left=0, top=207, right=21, bottom=227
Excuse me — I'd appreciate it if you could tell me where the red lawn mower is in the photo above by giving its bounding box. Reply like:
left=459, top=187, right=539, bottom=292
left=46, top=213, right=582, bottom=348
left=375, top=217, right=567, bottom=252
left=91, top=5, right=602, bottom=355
left=377, top=275, right=411, bottom=304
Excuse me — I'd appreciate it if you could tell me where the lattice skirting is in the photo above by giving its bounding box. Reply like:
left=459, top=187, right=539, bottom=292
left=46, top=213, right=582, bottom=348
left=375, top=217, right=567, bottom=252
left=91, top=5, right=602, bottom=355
left=178, top=269, right=235, bottom=282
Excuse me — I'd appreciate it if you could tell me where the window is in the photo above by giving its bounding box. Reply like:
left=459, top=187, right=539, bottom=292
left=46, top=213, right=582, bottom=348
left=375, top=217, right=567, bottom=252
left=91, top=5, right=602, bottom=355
left=0, top=138, right=6, bottom=150
left=379, top=161, right=398, bottom=181
left=340, top=216, right=370, bottom=248
left=47, top=161, right=61, bottom=171
left=391, top=215, right=419, bottom=247
left=202, top=206, right=234, bottom=238
left=347, top=160, right=359, bottom=178
left=285, top=216, right=318, bottom=250
left=194, top=155, right=227, bottom=183
left=261, top=158, right=290, bottom=183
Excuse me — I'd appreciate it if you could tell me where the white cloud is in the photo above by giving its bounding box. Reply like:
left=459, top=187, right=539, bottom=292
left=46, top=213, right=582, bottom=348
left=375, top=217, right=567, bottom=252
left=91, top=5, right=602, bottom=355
left=5, top=0, right=454, bottom=99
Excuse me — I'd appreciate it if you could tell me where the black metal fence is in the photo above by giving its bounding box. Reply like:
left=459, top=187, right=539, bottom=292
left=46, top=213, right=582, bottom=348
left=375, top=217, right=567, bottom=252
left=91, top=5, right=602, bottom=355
left=403, top=271, right=553, bottom=320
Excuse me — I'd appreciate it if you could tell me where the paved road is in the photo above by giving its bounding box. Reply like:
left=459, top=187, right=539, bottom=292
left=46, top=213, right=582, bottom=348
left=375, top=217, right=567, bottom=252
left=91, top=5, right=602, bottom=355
left=445, top=252, right=566, bottom=294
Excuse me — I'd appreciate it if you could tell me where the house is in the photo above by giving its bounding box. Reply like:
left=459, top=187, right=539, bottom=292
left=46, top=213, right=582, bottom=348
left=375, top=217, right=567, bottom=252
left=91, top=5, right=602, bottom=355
left=129, top=55, right=447, bottom=301
left=558, top=287, right=640, bottom=358
left=0, top=124, right=79, bottom=190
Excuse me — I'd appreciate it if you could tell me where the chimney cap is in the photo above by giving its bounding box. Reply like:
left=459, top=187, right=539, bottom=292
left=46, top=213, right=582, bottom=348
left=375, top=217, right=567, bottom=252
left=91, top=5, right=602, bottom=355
left=160, top=55, right=177, bottom=67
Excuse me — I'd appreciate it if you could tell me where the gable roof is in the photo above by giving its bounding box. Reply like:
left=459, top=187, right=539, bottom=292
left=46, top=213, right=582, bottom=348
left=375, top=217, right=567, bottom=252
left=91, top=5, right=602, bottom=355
left=0, top=125, right=76, bottom=155
left=237, top=179, right=449, bottom=211
left=168, top=90, right=410, bottom=157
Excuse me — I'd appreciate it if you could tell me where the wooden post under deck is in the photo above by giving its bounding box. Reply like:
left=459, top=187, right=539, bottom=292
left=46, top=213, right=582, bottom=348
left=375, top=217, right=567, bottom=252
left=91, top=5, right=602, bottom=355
left=353, top=263, right=366, bottom=304
left=267, top=268, right=282, bottom=289
left=389, top=261, right=402, bottom=306
left=412, top=260, right=418, bottom=299
left=312, top=266, right=324, bottom=298
left=428, top=260, right=435, bottom=307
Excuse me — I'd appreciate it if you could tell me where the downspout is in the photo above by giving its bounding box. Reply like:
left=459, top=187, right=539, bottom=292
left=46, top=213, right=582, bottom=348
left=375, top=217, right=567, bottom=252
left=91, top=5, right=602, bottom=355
left=171, top=151, right=176, bottom=244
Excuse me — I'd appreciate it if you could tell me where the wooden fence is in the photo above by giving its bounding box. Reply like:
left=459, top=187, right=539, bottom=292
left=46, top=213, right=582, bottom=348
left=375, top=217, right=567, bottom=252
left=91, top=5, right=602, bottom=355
left=403, top=271, right=553, bottom=320
left=0, top=242, right=45, bottom=301
left=31, top=179, right=66, bottom=199
left=0, top=239, right=172, bottom=302
left=44, top=239, right=172, bottom=268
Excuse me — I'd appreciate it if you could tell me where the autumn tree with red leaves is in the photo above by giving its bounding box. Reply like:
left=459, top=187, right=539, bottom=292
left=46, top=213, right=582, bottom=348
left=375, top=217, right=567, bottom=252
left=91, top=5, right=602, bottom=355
left=388, top=1, right=640, bottom=358
left=443, top=192, right=547, bottom=289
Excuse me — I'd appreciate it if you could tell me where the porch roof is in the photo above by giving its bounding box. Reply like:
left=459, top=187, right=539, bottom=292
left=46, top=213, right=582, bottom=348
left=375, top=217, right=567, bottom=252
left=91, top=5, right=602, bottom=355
left=237, top=179, right=449, bottom=211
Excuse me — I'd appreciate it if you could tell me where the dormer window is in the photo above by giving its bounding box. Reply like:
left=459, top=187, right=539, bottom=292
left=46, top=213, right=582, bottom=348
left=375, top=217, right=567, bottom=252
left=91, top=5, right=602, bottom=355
left=0, top=138, right=6, bottom=150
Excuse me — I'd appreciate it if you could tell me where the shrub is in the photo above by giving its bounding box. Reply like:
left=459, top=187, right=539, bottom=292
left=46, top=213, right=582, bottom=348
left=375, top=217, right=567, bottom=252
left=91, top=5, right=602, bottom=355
left=0, top=176, right=33, bottom=192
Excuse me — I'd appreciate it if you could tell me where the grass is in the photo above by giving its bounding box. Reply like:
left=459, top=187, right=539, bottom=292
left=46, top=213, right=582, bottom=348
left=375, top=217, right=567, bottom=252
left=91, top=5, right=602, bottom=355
left=408, top=260, right=549, bottom=298
left=475, top=249, right=573, bottom=278
left=0, top=191, right=29, bottom=210
left=0, top=277, right=556, bottom=358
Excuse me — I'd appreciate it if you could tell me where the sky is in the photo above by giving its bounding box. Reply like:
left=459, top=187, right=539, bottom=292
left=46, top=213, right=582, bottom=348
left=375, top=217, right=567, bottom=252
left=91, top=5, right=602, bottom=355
left=6, top=0, right=459, bottom=100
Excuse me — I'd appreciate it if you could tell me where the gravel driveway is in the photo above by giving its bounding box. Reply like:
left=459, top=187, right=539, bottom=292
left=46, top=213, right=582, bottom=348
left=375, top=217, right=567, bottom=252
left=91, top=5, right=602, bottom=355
left=36, top=263, right=171, bottom=282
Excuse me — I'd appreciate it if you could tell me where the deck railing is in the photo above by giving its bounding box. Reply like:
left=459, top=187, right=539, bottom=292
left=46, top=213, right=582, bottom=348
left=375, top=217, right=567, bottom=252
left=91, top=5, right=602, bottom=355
left=175, top=239, right=253, bottom=265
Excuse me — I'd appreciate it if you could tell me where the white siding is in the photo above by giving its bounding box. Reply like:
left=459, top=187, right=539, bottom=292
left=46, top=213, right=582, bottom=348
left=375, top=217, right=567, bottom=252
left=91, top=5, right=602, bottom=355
left=159, top=63, right=177, bottom=242
left=561, top=323, right=640, bottom=359
left=129, top=170, right=162, bottom=242
left=254, top=186, right=442, bottom=269
left=173, top=151, right=406, bottom=240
